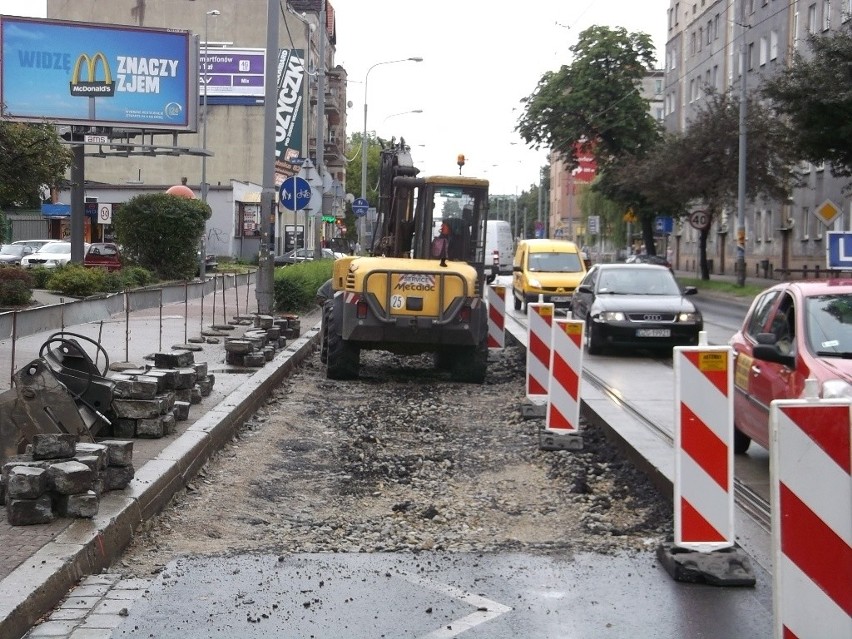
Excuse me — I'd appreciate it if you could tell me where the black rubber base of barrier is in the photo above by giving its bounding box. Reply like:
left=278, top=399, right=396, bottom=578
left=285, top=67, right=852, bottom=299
left=519, top=401, right=546, bottom=419
left=656, top=542, right=757, bottom=587
left=539, top=428, right=584, bottom=451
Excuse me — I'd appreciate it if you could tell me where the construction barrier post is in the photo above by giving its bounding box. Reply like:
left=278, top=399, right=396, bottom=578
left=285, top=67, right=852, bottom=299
left=486, top=285, right=506, bottom=349
left=541, top=318, right=584, bottom=451
left=770, top=388, right=851, bottom=639
left=521, top=302, right=554, bottom=419
left=657, top=337, right=756, bottom=586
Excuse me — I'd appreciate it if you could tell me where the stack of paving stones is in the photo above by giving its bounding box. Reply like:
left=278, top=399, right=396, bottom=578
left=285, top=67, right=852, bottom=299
left=1, top=433, right=134, bottom=526
left=224, top=314, right=300, bottom=367
left=107, top=349, right=214, bottom=439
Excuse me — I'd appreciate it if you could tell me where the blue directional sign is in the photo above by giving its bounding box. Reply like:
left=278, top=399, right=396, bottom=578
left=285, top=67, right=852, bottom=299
left=654, top=216, right=674, bottom=234
left=279, top=177, right=312, bottom=211
left=826, top=232, right=852, bottom=269
left=352, top=197, right=369, bottom=218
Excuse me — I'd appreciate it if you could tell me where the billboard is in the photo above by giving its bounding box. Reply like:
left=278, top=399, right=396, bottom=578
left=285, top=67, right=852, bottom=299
left=274, top=49, right=306, bottom=183
left=0, top=16, right=196, bottom=131
left=200, top=47, right=265, bottom=99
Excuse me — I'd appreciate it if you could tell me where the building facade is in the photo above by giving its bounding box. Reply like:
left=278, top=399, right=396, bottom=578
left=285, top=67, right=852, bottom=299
left=43, top=0, right=347, bottom=260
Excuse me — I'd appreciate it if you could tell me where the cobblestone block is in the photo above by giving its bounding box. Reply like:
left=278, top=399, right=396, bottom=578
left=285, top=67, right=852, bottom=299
left=190, top=386, right=203, bottom=404
left=111, top=398, right=162, bottom=420
left=135, top=417, right=165, bottom=438
left=278, top=337, right=287, bottom=349
left=154, top=350, right=195, bottom=369
left=104, top=465, right=134, bottom=491
left=162, top=413, right=176, bottom=436
left=244, top=352, right=266, bottom=367
left=72, top=454, right=103, bottom=474
left=174, top=367, right=198, bottom=390
left=145, top=368, right=179, bottom=390
left=263, top=345, right=275, bottom=361
left=6, top=466, right=48, bottom=499
left=97, top=440, right=134, bottom=467
left=6, top=494, right=54, bottom=525
left=197, top=376, right=213, bottom=397
left=193, top=361, right=208, bottom=378
left=111, top=376, right=159, bottom=400
left=225, top=351, right=245, bottom=366
left=112, top=418, right=137, bottom=439
left=75, top=443, right=109, bottom=469
left=172, top=401, right=191, bottom=421
left=224, top=339, right=253, bottom=355
left=157, top=392, right=176, bottom=415
left=174, top=388, right=192, bottom=403
left=266, top=326, right=281, bottom=341
left=56, top=491, right=99, bottom=518
left=47, top=460, right=94, bottom=495
left=254, top=314, right=274, bottom=329
left=32, top=433, right=77, bottom=460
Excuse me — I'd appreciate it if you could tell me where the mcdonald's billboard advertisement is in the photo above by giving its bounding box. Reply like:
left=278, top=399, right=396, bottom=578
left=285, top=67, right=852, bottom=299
left=0, top=16, right=196, bottom=131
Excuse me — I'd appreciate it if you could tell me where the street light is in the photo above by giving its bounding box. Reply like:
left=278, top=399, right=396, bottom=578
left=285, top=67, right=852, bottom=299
left=380, top=108, right=423, bottom=127
left=199, top=9, right=219, bottom=279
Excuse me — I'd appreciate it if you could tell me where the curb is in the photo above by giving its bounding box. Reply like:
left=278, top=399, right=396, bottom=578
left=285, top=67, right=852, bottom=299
left=0, top=322, right=323, bottom=639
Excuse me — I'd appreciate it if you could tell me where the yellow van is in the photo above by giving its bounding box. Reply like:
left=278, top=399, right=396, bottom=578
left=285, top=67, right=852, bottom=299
left=512, top=239, right=587, bottom=312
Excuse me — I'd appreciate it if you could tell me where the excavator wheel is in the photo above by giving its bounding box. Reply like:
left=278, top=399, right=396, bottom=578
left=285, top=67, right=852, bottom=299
left=325, top=299, right=360, bottom=380
left=320, top=300, right=332, bottom=365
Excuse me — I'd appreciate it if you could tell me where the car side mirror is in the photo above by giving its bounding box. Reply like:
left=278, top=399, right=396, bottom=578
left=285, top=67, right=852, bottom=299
left=753, top=332, right=795, bottom=368
left=23, top=247, right=33, bottom=254
left=683, top=286, right=698, bottom=296
left=577, top=284, right=594, bottom=294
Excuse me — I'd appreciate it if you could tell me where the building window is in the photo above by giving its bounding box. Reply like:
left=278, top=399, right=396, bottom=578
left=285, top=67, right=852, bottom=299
left=698, top=28, right=703, bottom=51
left=770, top=30, right=779, bottom=59
left=236, top=203, right=261, bottom=238
left=823, top=0, right=832, bottom=30
left=748, top=42, right=755, bottom=70
left=707, top=20, right=713, bottom=44
left=760, top=36, right=768, bottom=65
left=714, top=14, right=720, bottom=39
left=844, top=0, right=852, bottom=22
left=689, top=78, right=696, bottom=102
left=712, top=64, right=719, bottom=89
left=655, top=78, right=663, bottom=95
left=802, top=206, right=811, bottom=240
left=808, top=4, right=818, bottom=34
left=675, top=2, right=680, bottom=25
left=691, top=31, right=697, bottom=55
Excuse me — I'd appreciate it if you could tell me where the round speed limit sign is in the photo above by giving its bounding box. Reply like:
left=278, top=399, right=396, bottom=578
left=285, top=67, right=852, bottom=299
left=689, top=210, right=709, bottom=230
left=98, top=205, right=112, bottom=225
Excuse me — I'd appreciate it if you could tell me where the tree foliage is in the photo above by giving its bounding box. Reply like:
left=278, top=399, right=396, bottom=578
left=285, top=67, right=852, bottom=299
left=0, top=121, right=71, bottom=208
left=112, top=193, right=210, bottom=280
left=516, top=25, right=660, bottom=171
left=761, top=21, right=852, bottom=177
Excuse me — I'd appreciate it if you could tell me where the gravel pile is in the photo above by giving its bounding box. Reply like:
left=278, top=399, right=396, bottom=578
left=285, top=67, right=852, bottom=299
left=117, top=345, right=672, bottom=576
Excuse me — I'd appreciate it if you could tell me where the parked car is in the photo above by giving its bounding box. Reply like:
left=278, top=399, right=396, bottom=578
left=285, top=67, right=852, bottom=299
left=274, top=247, right=338, bottom=266
left=20, top=242, right=87, bottom=269
left=0, top=243, right=35, bottom=266
left=729, top=280, right=852, bottom=454
left=512, top=238, right=587, bottom=312
left=84, top=243, right=122, bottom=271
left=571, top=263, right=703, bottom=355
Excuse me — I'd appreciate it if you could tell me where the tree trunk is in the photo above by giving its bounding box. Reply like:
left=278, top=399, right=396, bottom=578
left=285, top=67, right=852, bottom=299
left=699, top=226, right=710, bottom=280
left=641, top=217, right=655, bottom=256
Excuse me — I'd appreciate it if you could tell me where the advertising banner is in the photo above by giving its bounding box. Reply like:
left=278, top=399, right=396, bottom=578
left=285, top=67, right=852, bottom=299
left=274, top=49, right=306, bottom=183
left=200, top=47, right=265, bottom=99
left=0, top=16, right=194, bottom=130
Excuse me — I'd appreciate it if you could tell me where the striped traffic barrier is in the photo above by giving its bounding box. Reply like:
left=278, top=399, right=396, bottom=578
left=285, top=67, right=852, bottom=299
left=486, top=285, right=506, bottom=349
left=658, top=337, right=754, bottom=586
left=770, top=387, right=852, bottom=639
left=526, top=302, right=554, bottom=401
left=673, top=343, right=735, bottom=551
left=541, top=318, right=584, bottom=451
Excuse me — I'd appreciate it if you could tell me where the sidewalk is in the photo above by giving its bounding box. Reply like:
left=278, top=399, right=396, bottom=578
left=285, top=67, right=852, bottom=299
left=0, top=279, right=323, bottom=639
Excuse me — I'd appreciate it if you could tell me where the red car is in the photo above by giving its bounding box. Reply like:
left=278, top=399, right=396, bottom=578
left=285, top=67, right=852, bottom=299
left=84, top=243, right=122, bottom=271
left=729, top=280, right=852, bottom=453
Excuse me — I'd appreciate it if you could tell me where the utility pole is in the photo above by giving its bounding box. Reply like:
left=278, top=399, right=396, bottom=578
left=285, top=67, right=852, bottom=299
left=314, top=3, right=326, bottom=259
left=736, top=2, right=748, bottom=286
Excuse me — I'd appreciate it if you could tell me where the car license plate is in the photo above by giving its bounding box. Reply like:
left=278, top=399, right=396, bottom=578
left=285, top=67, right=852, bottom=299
left=550, top=296, right=570, bottom=302
left=636, top=328, right=670, bottom=338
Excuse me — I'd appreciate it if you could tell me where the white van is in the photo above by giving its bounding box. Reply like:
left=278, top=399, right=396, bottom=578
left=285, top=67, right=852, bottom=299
left=484, top=220, right=513, bottom=283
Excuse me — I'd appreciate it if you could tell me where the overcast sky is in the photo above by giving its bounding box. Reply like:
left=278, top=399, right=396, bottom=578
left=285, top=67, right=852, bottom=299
left=0, top=0, right=669, bottom=195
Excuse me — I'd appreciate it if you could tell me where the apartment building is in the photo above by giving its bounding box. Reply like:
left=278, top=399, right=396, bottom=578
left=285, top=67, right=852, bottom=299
left=665, top=0, right=851, bottom=276
left=43, top=0, right=347, bottom=260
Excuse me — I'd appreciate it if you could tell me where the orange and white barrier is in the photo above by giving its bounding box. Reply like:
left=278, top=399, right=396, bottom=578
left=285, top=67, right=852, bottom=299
left=546, top=318, right=584, bottom=432
left=770, top=390, right=852, bottom=639
left=673, top=344, right=735, bottom=552
left=526, top=303, right=554, bottom=402
left=486, top=285, right=506, bottom=349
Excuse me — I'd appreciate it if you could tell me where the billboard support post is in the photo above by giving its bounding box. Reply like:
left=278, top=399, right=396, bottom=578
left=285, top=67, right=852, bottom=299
left=70, top=146, right=85, bottom=264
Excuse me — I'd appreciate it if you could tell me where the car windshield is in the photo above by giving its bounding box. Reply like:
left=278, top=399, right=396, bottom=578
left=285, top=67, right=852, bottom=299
left=0, top=245, right=25, bottom=256
left=527, top=251, right=582, bottom=273
left=596, top=268, right=681, bottom=296
left=39, top=242, right=72, bottom=254
left=806, top=293, right=852, bottom=356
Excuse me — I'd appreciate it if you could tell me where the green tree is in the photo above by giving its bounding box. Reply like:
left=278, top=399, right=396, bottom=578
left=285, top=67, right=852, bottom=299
left=761, top=21, right=852, bottom=178
left=614, top=90, right=798, bottom=279
left=0, top=121, right=71, bottom=208
left=112, top=193, right=210, bottom=280
left=516, top=25, right=662, bottom=249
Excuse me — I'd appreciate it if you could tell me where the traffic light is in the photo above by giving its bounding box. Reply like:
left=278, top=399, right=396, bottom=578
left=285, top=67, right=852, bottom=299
left=457, top=154, right=465, bottom=175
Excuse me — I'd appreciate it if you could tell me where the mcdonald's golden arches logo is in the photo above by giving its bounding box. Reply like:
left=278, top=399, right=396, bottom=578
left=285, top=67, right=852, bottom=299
left=69, top=52, right=115, bottom=97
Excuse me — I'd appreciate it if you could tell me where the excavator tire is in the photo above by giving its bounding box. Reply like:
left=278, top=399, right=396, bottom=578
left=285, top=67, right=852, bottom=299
left=320, top=300, right=332, bottom=365
left=449, top=333, right=488, bottom=383
left=325, top=299, right=360, bottom=380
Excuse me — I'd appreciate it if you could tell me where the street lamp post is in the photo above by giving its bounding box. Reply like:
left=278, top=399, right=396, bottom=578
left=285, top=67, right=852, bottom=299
left=359, top=57, right=423, bottom=249
left=200, top=8, right=219, bottom=278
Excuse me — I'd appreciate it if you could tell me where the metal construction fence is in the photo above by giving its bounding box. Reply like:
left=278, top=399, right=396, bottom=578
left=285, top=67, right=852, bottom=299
left=0, top=271, right=258, bottom=389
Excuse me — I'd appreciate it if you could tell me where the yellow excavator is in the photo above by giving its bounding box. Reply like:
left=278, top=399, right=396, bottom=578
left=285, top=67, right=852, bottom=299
left=321, top=139, right=490, bottom=382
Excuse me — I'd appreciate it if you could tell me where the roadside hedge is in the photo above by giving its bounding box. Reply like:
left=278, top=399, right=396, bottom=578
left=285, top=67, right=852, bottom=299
left=0, top=267, right=33, bottom=306
left=273, top=259, right=333, bottom=312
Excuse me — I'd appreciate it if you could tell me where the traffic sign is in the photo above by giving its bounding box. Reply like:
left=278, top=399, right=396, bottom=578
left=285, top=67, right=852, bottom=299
left=587, top=215, right=600, bottom=235
left=352, top=197, right=369, bottom=218
left=654, top=216, right=674, bottom=234
left=689, top=210, right=710, bottom=230
left=279, top=177, right=311, bottom=211
left=826, top=231, right=852, bottom=268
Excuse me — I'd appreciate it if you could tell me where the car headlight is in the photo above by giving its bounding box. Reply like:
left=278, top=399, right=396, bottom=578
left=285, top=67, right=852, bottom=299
left=599, top=311, right=625, bottom=322
left=822, top=379, right=852, bottom=399
left=528, top=277, right=541, bottom=288
left=678, top=312, right=700, bottom=322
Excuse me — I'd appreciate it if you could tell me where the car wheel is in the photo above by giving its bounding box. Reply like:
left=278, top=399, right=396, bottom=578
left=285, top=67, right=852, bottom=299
left=733, top=426, right=751, bottom=455
left=585, top=318, right=602, bottom=355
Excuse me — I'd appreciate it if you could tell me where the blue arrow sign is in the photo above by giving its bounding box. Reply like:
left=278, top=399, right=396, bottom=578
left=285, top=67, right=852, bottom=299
left=654, top=216, right=674, bottom=234
left=352, top=197, right=369, bottom=218
left=827, top=232, right=852, bottom=269
left=279, top=177, right=312, bottom=211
